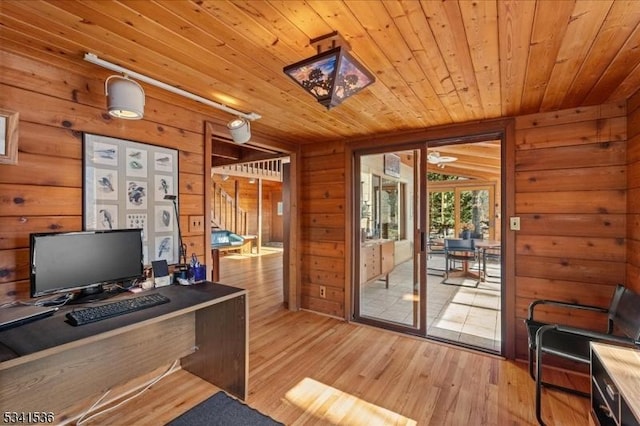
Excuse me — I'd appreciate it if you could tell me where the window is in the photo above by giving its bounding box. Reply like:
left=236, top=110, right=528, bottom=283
left=380, top=179, right=405, bottom=240
left=360, top=154, right=409, bottom=242
left=428, top=180, right=495, bottom=240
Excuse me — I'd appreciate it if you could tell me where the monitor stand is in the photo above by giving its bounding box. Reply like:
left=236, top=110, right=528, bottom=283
left=68, top=285, right=125, bottom=305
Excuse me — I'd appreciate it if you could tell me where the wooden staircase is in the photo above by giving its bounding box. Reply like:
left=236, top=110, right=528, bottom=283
left=211, top=158, right=286, bottom=236
left=211, top=182, right=248, bottom=235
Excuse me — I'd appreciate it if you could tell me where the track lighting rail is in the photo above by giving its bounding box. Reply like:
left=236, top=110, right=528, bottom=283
left=84, top=53, right=261, bottom=121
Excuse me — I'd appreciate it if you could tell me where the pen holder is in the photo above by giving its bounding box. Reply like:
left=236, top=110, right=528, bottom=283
left=189, top=265, right=207, bottom=283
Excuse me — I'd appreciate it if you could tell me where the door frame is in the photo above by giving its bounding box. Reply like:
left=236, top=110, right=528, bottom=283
left=346, top=118, right=516, bottom=359
left=353, top=146, right=427, bottom=336
left=205, top=121, right=302, bottom=311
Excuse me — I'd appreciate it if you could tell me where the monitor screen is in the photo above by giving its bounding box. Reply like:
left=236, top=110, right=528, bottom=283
left=30, top=229, right=144, bottom=298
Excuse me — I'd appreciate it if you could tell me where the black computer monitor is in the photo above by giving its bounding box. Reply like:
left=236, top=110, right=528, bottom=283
left=30, top=229, right=144, bottom=300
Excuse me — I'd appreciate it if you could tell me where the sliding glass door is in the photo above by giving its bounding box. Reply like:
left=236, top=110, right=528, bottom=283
left=354, top=138, right=503, bottom=354
left=354, top=149, right=426, bottom=335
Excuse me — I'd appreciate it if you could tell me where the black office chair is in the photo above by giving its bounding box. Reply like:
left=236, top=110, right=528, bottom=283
left=525, top=284, right=640, bottom=425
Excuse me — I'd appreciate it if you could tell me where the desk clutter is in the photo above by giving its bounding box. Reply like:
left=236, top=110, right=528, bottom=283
left=149, top=257, right=206, bottom=287
left=173, top=254, right=207, bottom=285
left=0, top=305, right=58, bottom=332
left=152, top=259, right=172, bottom=287
left=188, top=253, right=207, bottom=283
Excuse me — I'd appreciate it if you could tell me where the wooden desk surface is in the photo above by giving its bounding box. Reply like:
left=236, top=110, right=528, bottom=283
left=0, top=281, right=248, bottom=412
left=591, top=342, right=640, bottom=421
left=0, top=281, right=245, bottom=365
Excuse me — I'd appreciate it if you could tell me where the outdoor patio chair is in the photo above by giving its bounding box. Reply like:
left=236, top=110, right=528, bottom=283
left=427, top=238, right=445, bottom=259
left=525, top=284, right=640, bottom=425
left=480, top=245, right=501, bottom=279
left=442, top=238, right=478, bottom=286
left=444, top=238, right=476, bottom=270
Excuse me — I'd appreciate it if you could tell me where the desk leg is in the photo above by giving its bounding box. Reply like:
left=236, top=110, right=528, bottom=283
left=181, top=294, right=248, bottom=400
left=212, top=249, right=220, bottom=282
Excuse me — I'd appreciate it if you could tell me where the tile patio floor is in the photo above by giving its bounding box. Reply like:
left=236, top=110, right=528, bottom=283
left=360, top=254, right=502, bottom=353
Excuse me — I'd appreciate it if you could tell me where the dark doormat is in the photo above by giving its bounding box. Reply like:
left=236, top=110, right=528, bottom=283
left=166, top=391, right=283, bottom=426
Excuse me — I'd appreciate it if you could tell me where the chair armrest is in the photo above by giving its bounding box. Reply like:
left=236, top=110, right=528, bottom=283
left=537, top=324, right=639, bottom=348
left=527, top=299, right=608, bottom=321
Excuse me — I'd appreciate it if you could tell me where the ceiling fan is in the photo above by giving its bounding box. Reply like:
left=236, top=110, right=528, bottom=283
left=427, top=151, right=457, bottom=168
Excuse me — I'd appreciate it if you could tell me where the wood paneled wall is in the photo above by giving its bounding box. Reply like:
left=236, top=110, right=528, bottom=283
left=627, top=90, right=640, bottom=294
left=1, top=47, right=635, bottom=365
left=299, top=103, right=629, bottom=361
left=513, top=103, right=627, bottom=360
left=300, top=141, right=346, bottom=317
left=0, top=51, right=214, bottom=303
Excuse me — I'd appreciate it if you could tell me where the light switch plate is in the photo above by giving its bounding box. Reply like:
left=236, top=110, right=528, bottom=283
left=189, top=215, right=204, bottom=233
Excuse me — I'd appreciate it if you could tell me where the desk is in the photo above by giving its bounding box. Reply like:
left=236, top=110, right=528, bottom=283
left=0, top=282, right=247, bottom=414
left=590, top=342, right=640, bottom=426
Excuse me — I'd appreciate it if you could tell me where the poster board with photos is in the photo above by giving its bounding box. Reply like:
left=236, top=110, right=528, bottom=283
left=83, top=134, right=179, bottom=266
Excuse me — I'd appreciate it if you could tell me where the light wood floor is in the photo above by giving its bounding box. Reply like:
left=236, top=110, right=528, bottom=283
left=75, top=251, right=589, bottom=425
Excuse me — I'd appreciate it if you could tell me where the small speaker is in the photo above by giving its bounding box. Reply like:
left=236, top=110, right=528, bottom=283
left=151, top=260, right=171, bottom=287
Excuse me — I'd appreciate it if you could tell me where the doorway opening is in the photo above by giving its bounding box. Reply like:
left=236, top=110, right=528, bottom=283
left=207, top=122, right=293, bottom=307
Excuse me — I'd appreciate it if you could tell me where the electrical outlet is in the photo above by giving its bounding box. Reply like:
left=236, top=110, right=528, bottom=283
left=189, top=215, right=204, bottom=233
left=319, top=285, right=326, bottom=298
left=510, top=216, right=521, bottom=231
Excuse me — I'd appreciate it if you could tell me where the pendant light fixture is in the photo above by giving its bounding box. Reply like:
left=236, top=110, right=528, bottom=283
left=283, top=31, right=375, bottom=109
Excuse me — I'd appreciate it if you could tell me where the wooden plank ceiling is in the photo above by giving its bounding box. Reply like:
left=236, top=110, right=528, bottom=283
left=1, top=0, right=639, bottom=156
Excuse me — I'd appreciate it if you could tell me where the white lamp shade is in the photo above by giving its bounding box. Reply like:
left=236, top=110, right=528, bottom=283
left=227, top=117, right=251, bottom=144
left=106, top=75, right=145, bottom=119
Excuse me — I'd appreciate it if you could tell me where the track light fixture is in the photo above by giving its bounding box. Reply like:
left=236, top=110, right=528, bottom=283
left=84, top=53, right=261, bottom=135
left=105, top=75, right=145, bottom=120
left=227, top=117, right=251, bottom=144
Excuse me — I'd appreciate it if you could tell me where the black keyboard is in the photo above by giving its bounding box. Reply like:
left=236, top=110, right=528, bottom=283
left=66, top=293, right=170, bottom=326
